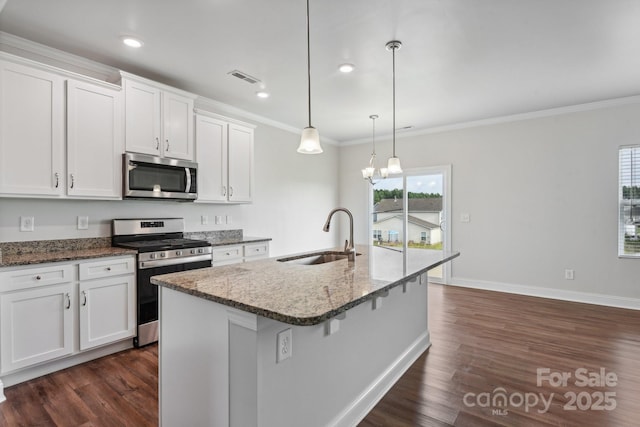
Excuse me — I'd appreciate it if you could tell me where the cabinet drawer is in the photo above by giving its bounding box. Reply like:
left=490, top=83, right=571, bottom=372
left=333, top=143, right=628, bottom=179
left=211, top=246, right=243, bottom=263
left=0, top=264, right=74, bottom=292
left=79, top=256, right=135, bottom=281
left=244, top=243, right=268, bottom=258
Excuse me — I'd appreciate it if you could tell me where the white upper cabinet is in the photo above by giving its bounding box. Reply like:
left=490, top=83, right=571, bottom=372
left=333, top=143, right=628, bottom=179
left=195, top=114, right=228, bottom=202
left=0, top=59, right=65, bottom=196
left=195, top=111, right=255, bottom=203
left=0, top=54, right=124, bottom=200
left=66, top=79, right=123, bottom=199
left=228, top=123, right=254, bottom=202
left=122, top=73, right=195, bottom=161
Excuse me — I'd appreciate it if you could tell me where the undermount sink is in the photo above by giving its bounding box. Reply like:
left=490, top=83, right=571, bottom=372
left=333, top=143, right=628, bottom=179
left=277, top=251, right=361, bottom=265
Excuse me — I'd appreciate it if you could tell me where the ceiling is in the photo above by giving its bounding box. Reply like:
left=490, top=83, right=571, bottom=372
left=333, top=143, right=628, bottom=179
left=1, top=0, right=640, bottom=143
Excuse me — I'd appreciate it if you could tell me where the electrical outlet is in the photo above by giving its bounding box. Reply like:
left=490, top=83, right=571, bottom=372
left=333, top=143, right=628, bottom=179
left=77, top=216, right=89, bottom=230
left=215, top=215, right=223, bottom=225
left=276, top=328, right=292, bottom=363
left=565, top=269, right=575, bottom=280
left=20, top=216, right=34, bottom=232
left=201, top=215, right=208, bottom=225
left=226, top=215, right=232, bottom=224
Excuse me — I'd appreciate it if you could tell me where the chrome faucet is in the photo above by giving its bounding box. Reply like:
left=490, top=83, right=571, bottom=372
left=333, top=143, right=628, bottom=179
left=323, top=207, right=356, bottom=261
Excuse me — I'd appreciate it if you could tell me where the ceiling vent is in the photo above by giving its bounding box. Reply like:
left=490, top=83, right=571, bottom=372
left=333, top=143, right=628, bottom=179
left=228, top=70, right=261, bottom=85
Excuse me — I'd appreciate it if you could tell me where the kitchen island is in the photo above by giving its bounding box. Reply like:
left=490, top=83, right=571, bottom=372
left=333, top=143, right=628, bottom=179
left=151, top=245, right=459, bottom=427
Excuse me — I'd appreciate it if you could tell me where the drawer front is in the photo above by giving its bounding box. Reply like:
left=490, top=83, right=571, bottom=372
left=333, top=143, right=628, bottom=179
left=79, top=256, right=135, bottom=281
left=211, top=245, right=243, bottom=263
left=244, top=243, right=268, bottom=258
left=0, top=264, right=74, bottom=292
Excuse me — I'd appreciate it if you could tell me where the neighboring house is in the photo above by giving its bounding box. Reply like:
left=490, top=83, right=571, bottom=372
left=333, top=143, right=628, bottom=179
left=373, top=198, right=443, bottom=244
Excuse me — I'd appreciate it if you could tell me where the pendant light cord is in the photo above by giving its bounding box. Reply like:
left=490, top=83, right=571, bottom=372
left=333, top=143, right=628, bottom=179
left=306, top=0, right=312, bottom=127
left=392, top=45, right=396, bottom=157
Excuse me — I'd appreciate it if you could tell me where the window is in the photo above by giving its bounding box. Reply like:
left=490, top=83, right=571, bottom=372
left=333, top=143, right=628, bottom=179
left=619, top=145, right=640, bottom=257
left=373, top=229, right=382, bottom=243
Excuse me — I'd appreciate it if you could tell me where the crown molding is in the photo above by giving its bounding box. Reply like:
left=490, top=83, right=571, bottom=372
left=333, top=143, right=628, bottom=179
left=0, top=31, right=118, bottom=81
left=195, top=96, right=339, bottom=146
left=341, top=94, right=640, bottom=147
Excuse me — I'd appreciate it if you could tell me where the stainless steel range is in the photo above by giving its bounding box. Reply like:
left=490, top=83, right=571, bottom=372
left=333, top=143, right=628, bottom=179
left=112, top=218, right=212, bottom=347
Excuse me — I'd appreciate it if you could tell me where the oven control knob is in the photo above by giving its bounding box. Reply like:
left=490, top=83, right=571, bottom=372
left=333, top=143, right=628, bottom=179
left=160, top=253, right=166, bottom=258
left=175, top=250, right=182, bottom=256
left=198, top=248, right=204, bottom=254
left=150, top=253, right=157, bottom=259
left=190, top=249, right=196, bottom=255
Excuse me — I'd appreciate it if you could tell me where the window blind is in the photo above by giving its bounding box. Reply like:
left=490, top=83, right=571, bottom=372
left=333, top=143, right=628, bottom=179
left=619, top=145, right=640, bottom=257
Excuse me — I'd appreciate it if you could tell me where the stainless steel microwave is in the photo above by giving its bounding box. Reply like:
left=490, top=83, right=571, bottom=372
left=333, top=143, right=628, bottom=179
left=123, top=153, right=198, bottom=201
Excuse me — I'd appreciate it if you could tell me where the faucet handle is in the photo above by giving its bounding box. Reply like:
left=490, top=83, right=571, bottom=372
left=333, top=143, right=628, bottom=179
left=344, top=239, right=349, bottom=252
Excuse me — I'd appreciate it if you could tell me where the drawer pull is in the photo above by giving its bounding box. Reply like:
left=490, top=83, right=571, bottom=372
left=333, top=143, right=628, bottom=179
left=106, top=267, right=112, bottom=271
left=35, top=275, right=42, bottom=280
left=225, top=252, right=231, bottom=256
left=65, top=293, right=71, bottom=310
left=82, top=291, right=87, bottom=306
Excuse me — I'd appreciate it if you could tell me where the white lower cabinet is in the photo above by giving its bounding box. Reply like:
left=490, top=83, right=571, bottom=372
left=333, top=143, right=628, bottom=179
left=211, top=242, right=270, bottom=266
left=0, top=256, right=135, bottom=378
left=79, top=273, right=135, bottom=351
left=0, top=282, right=74, bottom=374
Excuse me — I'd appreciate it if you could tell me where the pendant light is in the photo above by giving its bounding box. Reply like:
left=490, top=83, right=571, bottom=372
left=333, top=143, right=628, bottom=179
left=297, top=0, right=323, bottom=154
left=386, top=40, right=402, bottom=173
left=362, top=115, right=389, bottom=184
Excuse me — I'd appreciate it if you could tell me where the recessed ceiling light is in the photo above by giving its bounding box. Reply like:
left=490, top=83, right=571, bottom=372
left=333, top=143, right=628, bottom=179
left=256, top=91, right=270, bottom=99
left=338, top=63, right=355, bottom=73
left=122, top=37, right=143, bottom=48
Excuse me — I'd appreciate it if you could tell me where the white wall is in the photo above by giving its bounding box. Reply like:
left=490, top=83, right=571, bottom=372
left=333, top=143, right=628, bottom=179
left=0, top=119, right=340, bottom=258
left=339, top=101, right=640, bottom=302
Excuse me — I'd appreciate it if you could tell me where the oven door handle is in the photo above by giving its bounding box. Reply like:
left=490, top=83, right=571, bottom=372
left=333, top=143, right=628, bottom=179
left=139, top=254, right=212, bottom=270
left=185, top=168, right=192, bottom=192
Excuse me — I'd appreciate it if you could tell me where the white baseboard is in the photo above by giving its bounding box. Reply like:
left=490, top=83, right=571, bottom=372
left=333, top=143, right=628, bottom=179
left=451, top=277, right=640, bottom=310
left=330, top=331, right=431, bottom=427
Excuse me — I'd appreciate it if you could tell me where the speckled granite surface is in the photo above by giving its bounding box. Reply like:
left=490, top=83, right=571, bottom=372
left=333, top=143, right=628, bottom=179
left=151, top=246, right=460, bottom=326
left=0, top=238, right=137, bottom=267
left=185, top=230, right=271, bottom=247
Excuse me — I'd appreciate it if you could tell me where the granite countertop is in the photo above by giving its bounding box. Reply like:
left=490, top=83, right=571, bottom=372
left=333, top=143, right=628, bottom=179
left=0, top=238, right=137, bottom=267
left=151, top=245, right=460, bottom=326
left=184, top=230, right=271, bottom=247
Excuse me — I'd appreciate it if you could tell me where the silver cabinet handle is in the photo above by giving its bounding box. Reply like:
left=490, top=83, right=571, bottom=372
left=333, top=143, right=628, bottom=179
left=166, top=139, right=170, bottom=151
left=65, top=293, right=71, bottom=310
left=155, top=137, right=160, bottom=150
left=106, top=267, right=111, bottom=271
left=35, top=275, right=42, bottom=280
left=70, top=174, right=75, bottom=189
left=54, top=172, right=59, bottom=188
left=229, top=186, right=234, bottom=197
left=82, top=290, right=87, bottom=306
left=222, top=186, right=227, bottom=196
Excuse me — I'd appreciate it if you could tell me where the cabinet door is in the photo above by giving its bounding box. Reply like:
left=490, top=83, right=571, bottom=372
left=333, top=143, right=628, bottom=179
left=124, top=79, right=161, bottom=156
left=162, top=91, right=194, bottom=160
left=0, top=283, right=74, bottom=374
left=67, top=79, right=123, bottom=199
left=195, top=114, right=228, bottom=202
left=79, top=275, right=135, bottom=351
left=227, top=124, right=254, bottom=202
left=0, top=60, right=64, bottom=196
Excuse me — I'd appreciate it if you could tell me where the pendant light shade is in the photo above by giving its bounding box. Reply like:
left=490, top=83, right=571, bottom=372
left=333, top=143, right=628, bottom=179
left=298, top=126, right=322, bottom=153
left=297, top=0, right=323, bottom=154
left=386, top=40, right=403, bottom=174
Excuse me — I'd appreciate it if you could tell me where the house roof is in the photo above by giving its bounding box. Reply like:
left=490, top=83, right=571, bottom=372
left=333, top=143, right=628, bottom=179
left=374, top=198, right=442, bottom=213
left=374, top=214, right=439, bottom=230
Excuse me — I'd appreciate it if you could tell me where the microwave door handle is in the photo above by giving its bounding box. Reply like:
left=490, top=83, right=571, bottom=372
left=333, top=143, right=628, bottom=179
left=185, top=168, right=191, bottom=192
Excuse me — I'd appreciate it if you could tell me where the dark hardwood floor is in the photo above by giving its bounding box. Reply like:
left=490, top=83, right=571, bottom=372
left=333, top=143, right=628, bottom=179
left=1, top=284, right=639, bottom=426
